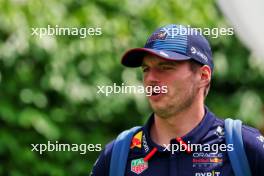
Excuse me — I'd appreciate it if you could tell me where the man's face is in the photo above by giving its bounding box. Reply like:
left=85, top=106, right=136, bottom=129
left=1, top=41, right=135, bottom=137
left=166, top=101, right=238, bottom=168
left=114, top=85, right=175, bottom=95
left=142, top=55, right=200, bottom=118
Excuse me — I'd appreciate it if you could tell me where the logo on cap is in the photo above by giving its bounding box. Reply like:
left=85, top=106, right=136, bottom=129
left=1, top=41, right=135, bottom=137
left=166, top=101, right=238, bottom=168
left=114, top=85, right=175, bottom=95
left=159, top=51, right=169, bottom=57
left=191, top=46, right=197, bottom=54
left=148, top=31, right=167, bottom=43
left=190, top=46, right=208, bottom=63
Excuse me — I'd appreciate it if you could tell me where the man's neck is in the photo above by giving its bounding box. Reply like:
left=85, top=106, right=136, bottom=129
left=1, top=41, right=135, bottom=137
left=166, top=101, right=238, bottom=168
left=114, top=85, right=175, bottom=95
left=150, top=103, right=205, bottom=146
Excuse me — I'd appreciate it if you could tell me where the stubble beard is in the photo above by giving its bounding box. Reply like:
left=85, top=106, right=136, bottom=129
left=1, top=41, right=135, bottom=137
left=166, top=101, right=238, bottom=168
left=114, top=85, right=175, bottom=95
left=151, top=86, right=197, bottom=119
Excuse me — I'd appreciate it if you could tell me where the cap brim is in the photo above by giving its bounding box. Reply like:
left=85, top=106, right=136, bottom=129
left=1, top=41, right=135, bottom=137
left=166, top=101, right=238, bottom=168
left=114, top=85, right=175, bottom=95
left=121, top=48, right=191, bottom=67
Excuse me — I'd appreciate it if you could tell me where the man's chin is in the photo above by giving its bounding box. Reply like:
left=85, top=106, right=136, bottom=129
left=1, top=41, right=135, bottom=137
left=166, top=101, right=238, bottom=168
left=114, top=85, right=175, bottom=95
left=150, top=103, right=167, bottom=114
left=152, top=108, right=171, bottom=119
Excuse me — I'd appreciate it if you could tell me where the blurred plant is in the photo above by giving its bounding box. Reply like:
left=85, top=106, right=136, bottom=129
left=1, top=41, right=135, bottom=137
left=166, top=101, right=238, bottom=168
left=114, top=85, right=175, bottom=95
left=0, top=0, right=263, bottom=175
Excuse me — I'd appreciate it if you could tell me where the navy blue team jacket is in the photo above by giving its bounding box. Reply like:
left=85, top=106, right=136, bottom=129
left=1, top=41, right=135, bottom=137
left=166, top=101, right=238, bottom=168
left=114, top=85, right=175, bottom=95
left=91, top=108, right=264, bottom=176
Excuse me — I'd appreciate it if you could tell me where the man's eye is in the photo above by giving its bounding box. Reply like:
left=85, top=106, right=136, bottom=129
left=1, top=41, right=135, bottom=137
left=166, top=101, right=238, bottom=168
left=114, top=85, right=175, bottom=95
left=161, top=66, right=173, bottom=70
left=142, top=67, right=149, bottom=72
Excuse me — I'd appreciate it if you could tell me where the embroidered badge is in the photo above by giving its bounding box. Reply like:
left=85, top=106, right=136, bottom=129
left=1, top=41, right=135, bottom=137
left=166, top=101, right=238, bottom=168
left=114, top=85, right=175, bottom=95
left=131, top=158, right=148, bottom=174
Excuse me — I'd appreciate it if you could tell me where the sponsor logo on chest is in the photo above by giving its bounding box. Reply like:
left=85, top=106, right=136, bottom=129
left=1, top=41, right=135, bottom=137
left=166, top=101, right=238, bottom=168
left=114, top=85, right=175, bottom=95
left=192, top=152, right=223, bottom=167
left=130, top=131, right=143, bottom=149
left=195, top=170, right=221, bottom=176
left=131, top=158, right=148, bottom=174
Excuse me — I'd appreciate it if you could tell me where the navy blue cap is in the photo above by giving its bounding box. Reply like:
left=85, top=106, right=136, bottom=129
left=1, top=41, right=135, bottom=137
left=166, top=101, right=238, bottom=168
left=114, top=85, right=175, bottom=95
left=121, top=24, right=214, bottom=72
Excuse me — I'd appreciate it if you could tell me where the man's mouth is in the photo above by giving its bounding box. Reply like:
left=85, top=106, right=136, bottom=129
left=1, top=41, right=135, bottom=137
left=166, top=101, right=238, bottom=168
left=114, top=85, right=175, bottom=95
left=145, top=85, right=168, bottom=99
left=151, top=92, right=160, bottom=96
left=149, top=91, right=164, bottom=101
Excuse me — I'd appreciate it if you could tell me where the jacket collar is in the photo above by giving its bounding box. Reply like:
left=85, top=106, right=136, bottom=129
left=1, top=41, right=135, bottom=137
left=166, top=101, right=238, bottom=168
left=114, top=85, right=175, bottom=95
left=141, top=106, right=216, bottom=153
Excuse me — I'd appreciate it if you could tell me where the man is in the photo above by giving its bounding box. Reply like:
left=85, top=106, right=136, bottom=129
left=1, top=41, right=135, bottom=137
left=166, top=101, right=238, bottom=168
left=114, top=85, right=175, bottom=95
left=91, top=24, right=264, bottom=176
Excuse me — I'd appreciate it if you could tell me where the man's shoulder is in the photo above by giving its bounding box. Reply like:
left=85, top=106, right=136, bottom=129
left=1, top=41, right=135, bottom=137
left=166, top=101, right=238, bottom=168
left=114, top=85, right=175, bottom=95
left=90, top=140, right=115, bottom=176
left=213, top=115, right=263, bottom=136
left=212, top=115, right=264, bottom=152
left=240, top=123, right=264, bottom=174
left=104, top=139, right=115, bottom=156
left=91, top=126, right=144, bottom=175
left=213, top=115, right=264, bottom=173
left=103, top=126, right=144, bottom=155
left=241, top=124, right=264, bottom=152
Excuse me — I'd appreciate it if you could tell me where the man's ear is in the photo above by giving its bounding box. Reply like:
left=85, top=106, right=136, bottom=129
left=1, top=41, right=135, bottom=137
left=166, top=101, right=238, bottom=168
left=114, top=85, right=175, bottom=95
left=199, top=65, right=211, bottom=86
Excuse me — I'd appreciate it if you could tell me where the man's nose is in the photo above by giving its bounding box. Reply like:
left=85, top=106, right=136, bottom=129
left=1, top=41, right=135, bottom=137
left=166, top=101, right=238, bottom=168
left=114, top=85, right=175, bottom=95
left=144, top=68, right=160, bottom=83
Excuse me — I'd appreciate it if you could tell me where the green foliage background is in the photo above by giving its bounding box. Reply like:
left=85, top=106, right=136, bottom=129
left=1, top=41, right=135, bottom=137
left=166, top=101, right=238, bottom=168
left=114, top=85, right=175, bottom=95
left=0, top=0, right=263, bottom=175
